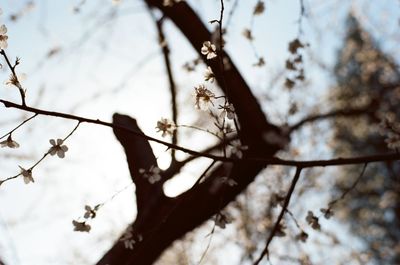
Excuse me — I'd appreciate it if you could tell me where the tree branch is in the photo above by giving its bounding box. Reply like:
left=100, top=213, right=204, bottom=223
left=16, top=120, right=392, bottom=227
left=147, top=8, right=179, bottom=161
left=253, top=167, right=303, bottom=265
left=288, top=107, right=373, bottom=133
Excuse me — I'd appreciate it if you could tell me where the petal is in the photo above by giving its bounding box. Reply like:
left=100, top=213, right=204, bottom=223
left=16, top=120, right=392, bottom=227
left=49, top=147, right=57, bottom=155
left=0, top=25, right=7, bottom=35
left=49, top=139, right=56, bottom=145
left=23, top=176, right=30, bottom=184
left=61, top=145, right=68, bottom=152
left=0, top=40, right=8, bottom=49
left=11, top=141, right=20, bottom=148
left=57, top=150, right=65, bottom=158
left=57, top=139, right=63, bottom=145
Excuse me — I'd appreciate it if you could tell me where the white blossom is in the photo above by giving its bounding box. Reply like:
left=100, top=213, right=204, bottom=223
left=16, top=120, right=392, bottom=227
left=320, top=208, right=334, bottom=219
left=72, top=220, right=91, bottom=232
left=156, top=118, right=176, bottom=137
left=220, top=103, right=235, bottom=120
left=385, top=133, right=400, bottom=150
left=139, top=165, right=162, bottom=184
left=84, top=205, right=99, bottom=219
left=296, top=231, right=309, bottom=242
left=0, top=135, right=20, bottom=148
left=214, top=211, right=233, bottom=229
left=120, top=226, right=142, bottom=249
left=194, top=84, right=215, bottom=110
left=0, top=24, right=8, bottom=49
left=201, top=41, right=217, bottom=59
left=49, top=138, right=69, bottom=158
left=242, top=28, right=254, bottom=40
left=19, top=166, right=34, bottom=184
left=306, top=211, right=320, bottom=230
left=204, top=66, right=215, bottom=82
left=229, top=140, right=248, bottom=158
left=220, top=177, right=237, bottom=186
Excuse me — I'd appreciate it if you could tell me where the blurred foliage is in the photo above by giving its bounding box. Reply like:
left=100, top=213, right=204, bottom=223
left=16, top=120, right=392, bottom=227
left=332, top=13, right=400, bottom=264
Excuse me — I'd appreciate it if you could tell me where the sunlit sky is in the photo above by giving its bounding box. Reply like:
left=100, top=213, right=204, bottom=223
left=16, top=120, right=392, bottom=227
left=0, top=0, right=399, bottom=264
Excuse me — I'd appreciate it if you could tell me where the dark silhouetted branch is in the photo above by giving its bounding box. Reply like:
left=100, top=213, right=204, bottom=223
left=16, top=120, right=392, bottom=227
left=254, top=167, right=303, bottom=265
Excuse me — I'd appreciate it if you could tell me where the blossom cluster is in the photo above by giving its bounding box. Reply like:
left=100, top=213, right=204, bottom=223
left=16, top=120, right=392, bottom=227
left=119, top=226, right=143, bottom=249
left=0, top=8, right=8, bottom=50
left=72, top=204, right=100, bottom=233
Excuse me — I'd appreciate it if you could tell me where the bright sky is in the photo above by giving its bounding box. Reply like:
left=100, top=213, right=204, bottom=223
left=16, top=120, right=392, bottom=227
left=0, top=0, right=398, bottom=265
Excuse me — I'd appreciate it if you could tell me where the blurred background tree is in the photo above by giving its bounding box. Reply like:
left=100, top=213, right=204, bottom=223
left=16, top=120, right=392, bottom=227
left=331, top=13, right=400, bottom=264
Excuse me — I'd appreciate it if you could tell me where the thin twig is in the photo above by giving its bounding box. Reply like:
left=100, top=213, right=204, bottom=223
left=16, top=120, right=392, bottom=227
left=325, top=163, right=368, bottom=211
left=0, top=50, right=26, bottom=106
left=0, top=121, right=80, bottom=186
left=253, top=167, right=303, bottom=265
left=0, top=113, right=38, bottom=140
left=148, top=7, right=180, bottom=162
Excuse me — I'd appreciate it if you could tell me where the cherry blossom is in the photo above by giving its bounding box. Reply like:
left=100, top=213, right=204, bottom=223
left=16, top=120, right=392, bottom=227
left=19, top=166, right=34, bottom=184
left=72, top=220, right=91, bottom=232
left=0, top=135, right=20, bottom=148
left=194, top=84, right=215, bottom=110
left=49, top=138, right=69, bottom=158
left=156, top=118, right=176, bottom=137
left=0, top=24, right=8, bottom=49
left=201, top=41, right=217, bottom=60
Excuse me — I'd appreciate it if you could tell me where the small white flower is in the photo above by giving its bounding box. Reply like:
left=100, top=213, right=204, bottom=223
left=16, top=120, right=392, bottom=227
left=0, top=24, right=8, bottom=49
left=270, top=191, right=285, bottom=207
left=49, top=138, right=69, bottom=158
left=306, top=211, right=320, bottom=230
left=84, top=205, right=99, bottom=219
left=296, top=231, right=308, bottom=242
left=4, top=73, right=26, bottom=89
left=253, top=57, right=265, bottom=67
left=229, top=140, right=248, bottom=158
left=204, top=66, right=215, bottom=82
left=275, top=222, right=286, bottom=237
left=320, top=208, right=334, bottom=219
left=140, top=165, right=162, bottom=184
left=72, top=220, right=91, bottom=232
left=214, top=211, right=233, bottom=229
left=120, top=226, right=142, bottom=249
left=201, top=41, right=217, bottom=59
left=194, top=84, right=215, bottom=110
left=19, top=166, right=34, bottom=184
left=220, top=103, right=235, bottom=120
left=0, top=135, right=20, bottom=148
left=156, top=118, right=176, bottom=137
left=385, top=133, right=400, bottom=150
left=220, top=177, right=237, bottom=186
